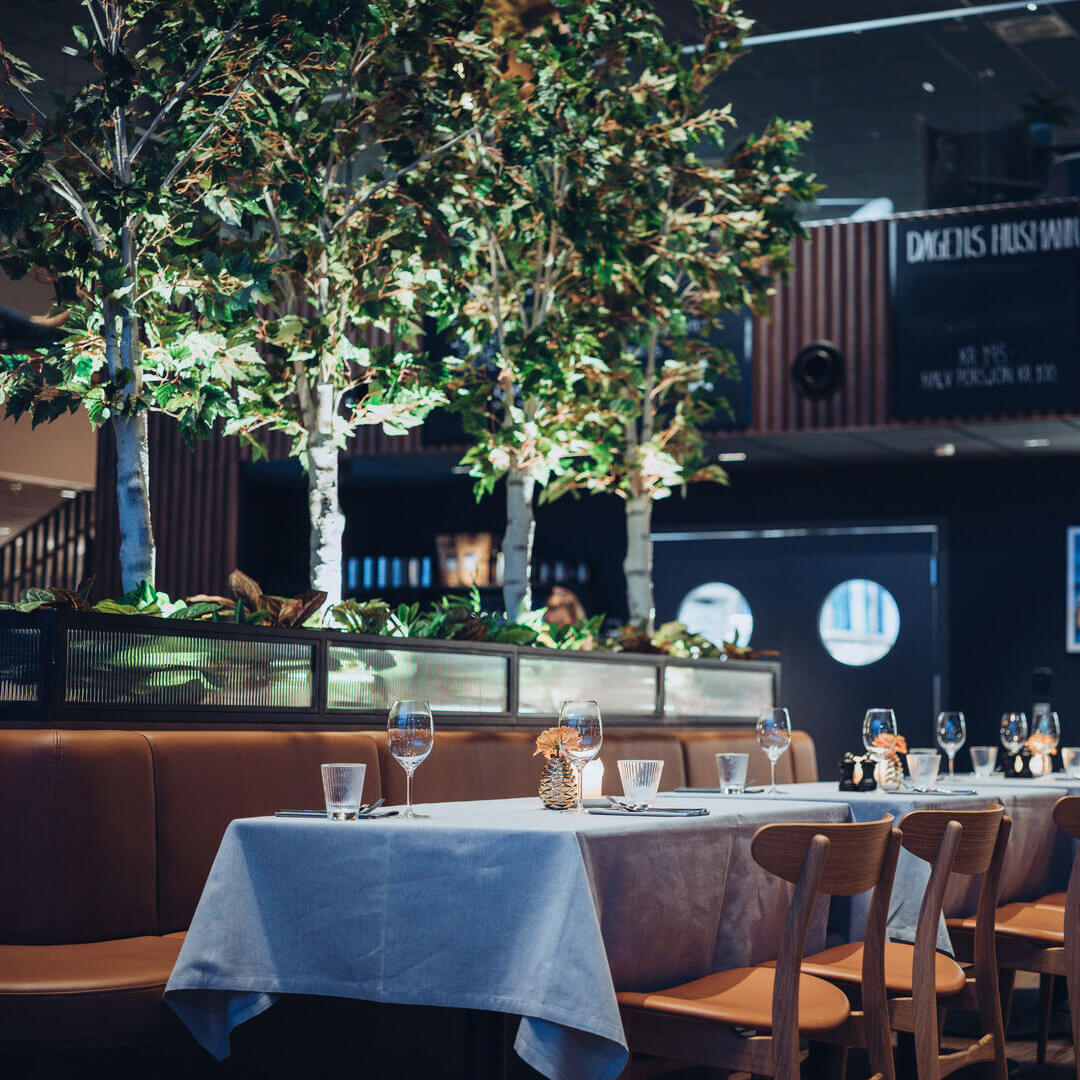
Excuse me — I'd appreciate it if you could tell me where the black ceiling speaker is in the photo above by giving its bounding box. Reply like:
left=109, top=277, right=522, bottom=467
left=791, top=341, right=844, bottom=399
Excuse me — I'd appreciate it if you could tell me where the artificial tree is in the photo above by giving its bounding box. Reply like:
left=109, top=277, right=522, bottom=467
left=0, top=1, right=286, bottom=591
left=439, top=1, right=632, bottom=618
left=546, top=0, right=816, bottom=628
left=204, top=0, right=491, bottom=604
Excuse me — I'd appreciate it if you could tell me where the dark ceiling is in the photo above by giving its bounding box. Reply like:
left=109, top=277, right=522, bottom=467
left=4, top=1, right=1080, bottom=215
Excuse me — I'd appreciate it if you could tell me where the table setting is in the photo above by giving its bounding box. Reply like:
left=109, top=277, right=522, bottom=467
left=164, top=695, right=1080, bottom=1080
left=164, top=697, right=851, bottom=1080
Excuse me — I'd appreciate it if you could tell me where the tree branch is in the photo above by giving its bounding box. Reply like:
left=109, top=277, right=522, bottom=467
left=160, top=52, right=259, bottom=191
left=131, top=22, right=240, bottom=163
left=330, top=125, right=476, bottom=233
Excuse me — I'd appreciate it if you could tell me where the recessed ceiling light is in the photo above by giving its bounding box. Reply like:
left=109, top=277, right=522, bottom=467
left=1027, top=3, right=1039, bottom=11
left=933, top=443, right=956, bottom=457
left=60, top=45, right=80, bottom=57
left=60, top=489, right=78, bottom=499
left=717, top=451, right=748, bottom=463
left=1023, top=437, right=1050, bottom=448
left=922, top=81, right=936, bottom=93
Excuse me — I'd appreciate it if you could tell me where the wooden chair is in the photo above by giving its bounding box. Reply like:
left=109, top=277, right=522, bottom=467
left=616, top=816, right=900, bottom=1080
left=799, top=807, right=1010, bottom=1080
left=948, top=795, right=1080, bottom=1075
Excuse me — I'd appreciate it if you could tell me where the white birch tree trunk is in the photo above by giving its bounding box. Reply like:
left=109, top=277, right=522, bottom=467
left=105, top=266, right=156, bottom=591
left=502, top=468, right=535, bottom=618
left=112, top=411, right=155, bottom=592
left=305, top=381, right=344, bottom=603
left=623, top=491, right=654, bottom=629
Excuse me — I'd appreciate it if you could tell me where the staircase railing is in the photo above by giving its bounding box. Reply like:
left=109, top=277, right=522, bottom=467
left=0, top=490, right=95, bottom=602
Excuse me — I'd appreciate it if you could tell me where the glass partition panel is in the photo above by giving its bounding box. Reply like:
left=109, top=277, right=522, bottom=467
left=65, top=628, right=313, bottom=708
left=664, top=665, right=774, bottom=721
left=0, top=626, right=40, bottom=702
left=518, top=655, right=658, bottom=717
left=327, top=644, right=508, bottom=713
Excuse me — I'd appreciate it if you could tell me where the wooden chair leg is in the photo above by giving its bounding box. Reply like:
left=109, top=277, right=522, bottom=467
left=973, top=975, right=1008, bottom=1080
left=1038, top=973, right=1055, bottom=1065
left=997, top=967, right=1016, bottom=1034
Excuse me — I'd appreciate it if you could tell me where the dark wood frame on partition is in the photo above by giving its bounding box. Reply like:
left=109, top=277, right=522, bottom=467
left=0, top=608, right=780, bottom=730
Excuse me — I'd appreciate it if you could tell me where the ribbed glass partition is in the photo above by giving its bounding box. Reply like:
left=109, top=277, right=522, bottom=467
left=663, top=664, right=774, bottom=720
left=327, top=644, right=508, bottom=713
left=65, top=628, right=314, bottom=708
left=0, top=627, right=40, bottom=702
left=517, top=655, right=658, bottom=717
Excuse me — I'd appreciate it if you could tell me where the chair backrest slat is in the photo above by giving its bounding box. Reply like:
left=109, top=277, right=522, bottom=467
left=898, top=807, right=1004, bottom=874
left=751, top=816, right=896, bottom=895
left=1053, top=795, right=1080, bottom=839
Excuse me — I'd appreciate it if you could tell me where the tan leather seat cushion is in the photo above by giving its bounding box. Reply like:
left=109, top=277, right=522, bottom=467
left=0, top=730, right=157, bottom=945
left=798, top=940, right=966, bottom=996
left=599, top=732, right=687, bottom=791
left=146, top=730, right=383, bottom=933
left=680, top=729, right=818, bottom=787
left=949, top=901, right=1065, bottom=945
left=0, top=933, right=185, bottom=1043
left=379, top=729, right=540, bottom=805
left=619, top=966, right=850, bottom=1033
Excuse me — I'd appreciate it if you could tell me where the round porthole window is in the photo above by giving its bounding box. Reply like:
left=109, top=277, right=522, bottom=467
left=819, top=579, right=900, bottom=666
left=677, top=583, right=753, bottom=647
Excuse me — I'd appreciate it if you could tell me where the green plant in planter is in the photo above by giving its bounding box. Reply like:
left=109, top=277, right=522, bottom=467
left=0, top=1, right=291, bottom=592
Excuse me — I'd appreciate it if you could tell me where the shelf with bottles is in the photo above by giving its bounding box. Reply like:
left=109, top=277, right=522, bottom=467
left=344, top=552, right=593, bottom=597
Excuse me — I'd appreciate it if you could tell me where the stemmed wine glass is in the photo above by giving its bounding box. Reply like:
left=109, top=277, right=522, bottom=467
left=936, top=710, right=967, bottom=776
left=559, top=700, right=603, bottom=814
left=863, top=708, right=898, bottom=786
left=388, top=700, right=434, bottom=819
left=1000, top=712, right=1028, bottom=760
left=757, top=708, right=792, bottom=793
left=1031, top=705, right=1061, bottom=773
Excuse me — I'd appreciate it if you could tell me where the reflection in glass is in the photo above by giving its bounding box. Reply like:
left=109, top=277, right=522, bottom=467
left=328, top=645, right=507, bottom=713
left=518, top=656, right=656, bottom=717
left=819, top=579, right=900, bottom=666
left=677, top=582, right=753, bottom=647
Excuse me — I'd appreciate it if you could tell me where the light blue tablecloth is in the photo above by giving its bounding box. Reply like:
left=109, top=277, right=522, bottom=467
left=668, top=777, right=1080, bottom=952
left=165, top=795, right=851, bottom=1080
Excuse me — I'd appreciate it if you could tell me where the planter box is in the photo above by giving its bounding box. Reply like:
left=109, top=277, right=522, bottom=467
left=0, top=609, right=780, bottom=728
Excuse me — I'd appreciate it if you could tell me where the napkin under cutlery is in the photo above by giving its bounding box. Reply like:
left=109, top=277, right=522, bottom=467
left=587, top=805, right=709, bottom=817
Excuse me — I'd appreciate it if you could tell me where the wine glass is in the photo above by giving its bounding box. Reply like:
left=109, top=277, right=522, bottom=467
left=388, top=700, right=434, bottom=819
left=936, top=710, right=967, bottom=776
left=1000, top=712, right=1028, bottom=773
left=1031, top=706, right=1061, bottom=774
left=757, top=708, right=792, bottom=793
left=558, top=700, right=603, bottom=814
left=863, top=708, right=898, bottom=782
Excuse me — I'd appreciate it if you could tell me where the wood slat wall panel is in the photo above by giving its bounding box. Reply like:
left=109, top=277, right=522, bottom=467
left=750, top=218, right=893, bottom=432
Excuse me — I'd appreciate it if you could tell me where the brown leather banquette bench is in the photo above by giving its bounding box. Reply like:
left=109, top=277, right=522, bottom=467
left=0, top=727, right=817, bottom=1049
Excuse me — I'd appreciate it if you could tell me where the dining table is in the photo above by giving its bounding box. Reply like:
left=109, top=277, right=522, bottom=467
left=671, top=775, right=1080, bottom=950
left=165, top=775, right=1080, bottom=1080
left=165, top=793, right=851, bottom=1080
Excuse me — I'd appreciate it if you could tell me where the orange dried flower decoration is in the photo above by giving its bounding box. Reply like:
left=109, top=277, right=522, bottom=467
left=1026, top=733, right=1058, bottom=755
left=873, top=733, right=907, bottom=760
left=534, top=726, right=582, bottom=760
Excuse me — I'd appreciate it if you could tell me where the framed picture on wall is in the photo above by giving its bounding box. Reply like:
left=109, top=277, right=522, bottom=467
left=1068, top=527, right=1080, bottom=653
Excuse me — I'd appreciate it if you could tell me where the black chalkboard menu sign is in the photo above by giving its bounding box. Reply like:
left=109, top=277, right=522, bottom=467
left=891, top=200, right=1080, bottom=419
